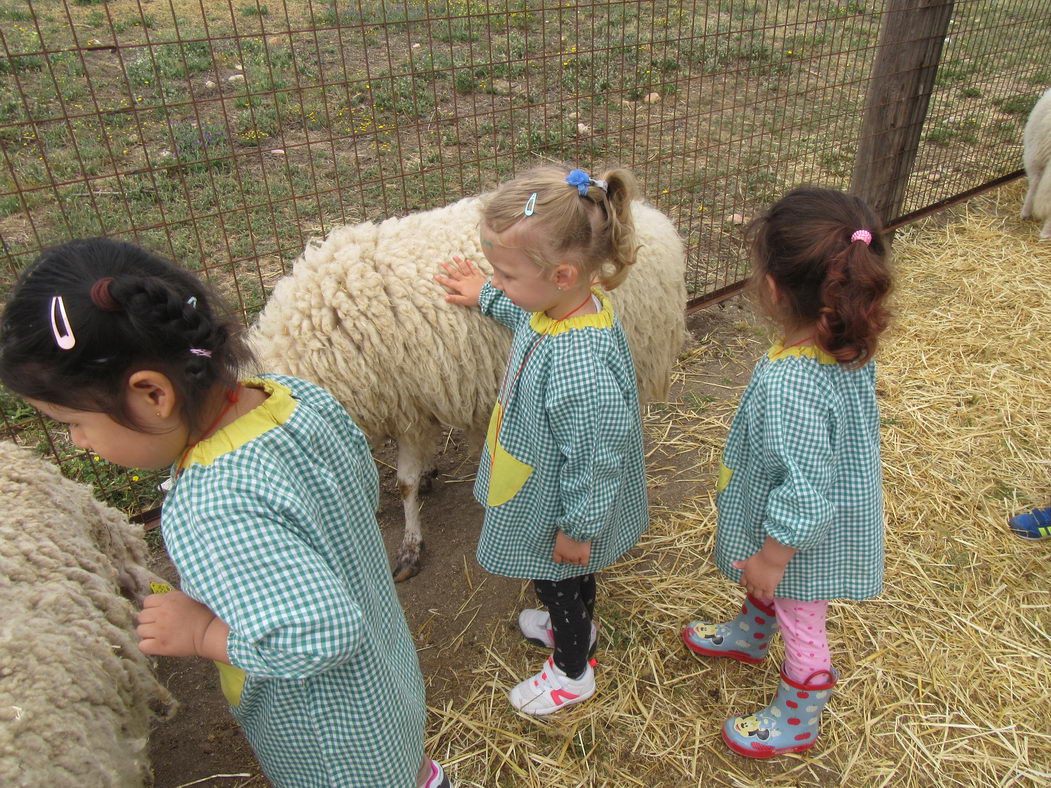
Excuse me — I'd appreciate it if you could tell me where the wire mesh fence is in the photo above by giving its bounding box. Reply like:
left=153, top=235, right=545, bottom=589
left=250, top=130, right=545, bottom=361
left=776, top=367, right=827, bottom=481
left=1, top=0, right=1049, bottom=512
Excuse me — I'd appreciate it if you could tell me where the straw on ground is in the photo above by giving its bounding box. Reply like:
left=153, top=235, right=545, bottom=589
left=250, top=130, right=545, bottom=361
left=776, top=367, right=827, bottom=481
left=424, top=181, right=1051, bottom=787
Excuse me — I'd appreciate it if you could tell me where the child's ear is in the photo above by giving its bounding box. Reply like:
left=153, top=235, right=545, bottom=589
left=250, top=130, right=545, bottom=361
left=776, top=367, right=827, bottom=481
left=765, top=274, right=782, bottom=306
left=126, top=370, right=179, bottom=421
left=552, top=264, right=580, bottom=289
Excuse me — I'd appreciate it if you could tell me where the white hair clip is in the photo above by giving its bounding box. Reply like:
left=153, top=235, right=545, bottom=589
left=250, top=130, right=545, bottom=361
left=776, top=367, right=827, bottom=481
left=49, top=296, right=75, bottom=350
left=524, top=192, right=537, bottom=216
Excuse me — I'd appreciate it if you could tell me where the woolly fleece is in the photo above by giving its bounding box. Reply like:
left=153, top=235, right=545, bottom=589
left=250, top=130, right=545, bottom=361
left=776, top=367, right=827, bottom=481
left=249, top=196, right=687, bottom=446
left=0, top=441, right=174, bottom=788
left=1022, top=87, right=1051, bottom=239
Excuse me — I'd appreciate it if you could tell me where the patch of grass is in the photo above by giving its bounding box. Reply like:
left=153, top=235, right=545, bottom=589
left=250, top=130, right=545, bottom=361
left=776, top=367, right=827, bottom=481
left=993, top=93, right=1039, bottom=116
left=241, top=3, right=269, bottom=17
left=171, top=121, right=231, bottom=170
left=0, top=4, right=33, bottom=22
left=935, top=61, right=980, bottom=87
left=683, top=392, right=716, bottom=412
left=925, top=116, right=981, bottom=146
left=125, top=40, right=215, bottom=98
left=1028, top=68, right=1051, bottom=86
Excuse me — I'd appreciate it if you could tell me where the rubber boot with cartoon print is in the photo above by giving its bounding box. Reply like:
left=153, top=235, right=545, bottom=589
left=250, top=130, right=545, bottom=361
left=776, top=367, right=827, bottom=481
left=722, top=666, right=837, bottom=758
left=681, top=595, right=778, bottom=665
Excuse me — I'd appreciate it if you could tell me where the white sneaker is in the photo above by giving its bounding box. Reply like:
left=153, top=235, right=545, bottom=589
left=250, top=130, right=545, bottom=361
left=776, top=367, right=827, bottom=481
left=508, top=656, right=596, bottom=716
left=518, top=609, right=599, bottom=654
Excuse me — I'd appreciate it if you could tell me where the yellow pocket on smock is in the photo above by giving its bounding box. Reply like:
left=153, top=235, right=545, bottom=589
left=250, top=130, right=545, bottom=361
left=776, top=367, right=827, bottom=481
left=717, top=462, right=734, bottom=494
left=485, top=403, right=534, bottom=507
left=216, top=661, right=247, bottom=707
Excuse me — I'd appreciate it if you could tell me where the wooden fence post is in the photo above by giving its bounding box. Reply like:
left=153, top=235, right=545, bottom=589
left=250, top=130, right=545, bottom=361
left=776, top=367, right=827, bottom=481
left=851, top=0, right=955, bottom=227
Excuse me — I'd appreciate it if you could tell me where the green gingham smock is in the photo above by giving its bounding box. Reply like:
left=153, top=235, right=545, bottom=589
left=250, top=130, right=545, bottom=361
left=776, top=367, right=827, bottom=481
left=714, top=344, right=885, bottom=601
left=474, top=282, right=649, bottom=581
left=161, top=375, right=425, bottom=788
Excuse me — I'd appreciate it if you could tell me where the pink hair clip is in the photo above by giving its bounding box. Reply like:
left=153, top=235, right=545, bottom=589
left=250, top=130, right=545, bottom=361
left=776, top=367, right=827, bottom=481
left=189, top=348, right=212, bottom=358
left=850, top=229, right=872, bottom=246
left=49, top=296, right=76, bottom=350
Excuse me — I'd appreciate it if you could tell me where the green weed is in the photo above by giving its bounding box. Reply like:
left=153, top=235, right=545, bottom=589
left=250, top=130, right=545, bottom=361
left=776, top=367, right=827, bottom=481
left=994, top=93, right=1038, bottom=115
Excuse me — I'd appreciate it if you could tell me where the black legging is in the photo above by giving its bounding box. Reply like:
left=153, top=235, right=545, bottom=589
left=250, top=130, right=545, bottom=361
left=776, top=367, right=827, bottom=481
left=532, top=574, right=596, bottom=679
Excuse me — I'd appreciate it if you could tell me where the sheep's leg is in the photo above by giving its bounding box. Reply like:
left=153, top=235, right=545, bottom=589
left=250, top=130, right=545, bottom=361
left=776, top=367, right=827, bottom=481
left=392, top=424, right=440, bottom=582
left=1022, top=169, right=1040, bottom=219
left=1032, top=167, right=1051, bottom=239
left=418, top=452, right=440, bottom=494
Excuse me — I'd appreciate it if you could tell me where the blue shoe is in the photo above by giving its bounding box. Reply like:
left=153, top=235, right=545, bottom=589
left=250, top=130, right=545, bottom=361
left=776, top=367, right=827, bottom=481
left=682, top=595, right=777, bottom=665
left=1009, top=506, right=1051, bottom=540
left=722, top=665, right=837, bottom=759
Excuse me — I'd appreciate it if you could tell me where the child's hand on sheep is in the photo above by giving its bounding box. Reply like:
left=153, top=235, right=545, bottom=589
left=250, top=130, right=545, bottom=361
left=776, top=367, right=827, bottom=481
left=436, top=256, right=487, bottom=307
left=137, top=589, right=231, bottom=663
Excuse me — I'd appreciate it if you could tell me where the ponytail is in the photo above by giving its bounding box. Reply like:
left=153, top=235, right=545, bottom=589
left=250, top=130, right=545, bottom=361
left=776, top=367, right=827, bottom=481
left=750, top=187, right=892, bottom=366
left=815, top=237, right=891, bottom=365
left=594, top=168, right=639, bottom=290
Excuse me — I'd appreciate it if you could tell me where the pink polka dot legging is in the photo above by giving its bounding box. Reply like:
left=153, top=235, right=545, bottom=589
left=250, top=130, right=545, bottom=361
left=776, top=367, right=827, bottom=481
left=771, top=598, right=831, bottom=683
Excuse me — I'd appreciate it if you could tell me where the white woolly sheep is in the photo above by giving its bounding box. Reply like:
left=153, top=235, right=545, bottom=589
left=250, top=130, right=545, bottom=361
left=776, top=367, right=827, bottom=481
left=1022, top=87, right=1051, bottom=240
left=249, top=196, right=686, bottom=580
left=0, top=440, right=174, bottom=787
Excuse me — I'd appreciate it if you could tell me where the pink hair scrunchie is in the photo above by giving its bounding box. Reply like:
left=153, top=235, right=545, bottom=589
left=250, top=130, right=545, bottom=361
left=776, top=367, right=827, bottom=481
left=850, top=229, right=872, bottom=246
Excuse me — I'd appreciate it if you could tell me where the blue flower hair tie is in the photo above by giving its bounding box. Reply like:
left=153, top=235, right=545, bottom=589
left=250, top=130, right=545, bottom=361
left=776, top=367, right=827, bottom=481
left=566, top=169, right=591, bottom=196
left=566, top=168, right=608, bottom=197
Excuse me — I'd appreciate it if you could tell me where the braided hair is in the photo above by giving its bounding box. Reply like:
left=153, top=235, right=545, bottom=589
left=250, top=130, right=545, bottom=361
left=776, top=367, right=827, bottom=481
left=0, top=238, right=254, bottom=432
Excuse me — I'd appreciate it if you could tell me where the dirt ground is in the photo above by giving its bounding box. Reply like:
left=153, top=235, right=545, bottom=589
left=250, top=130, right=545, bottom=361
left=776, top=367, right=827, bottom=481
left=146, top=302, right=763, bottom=788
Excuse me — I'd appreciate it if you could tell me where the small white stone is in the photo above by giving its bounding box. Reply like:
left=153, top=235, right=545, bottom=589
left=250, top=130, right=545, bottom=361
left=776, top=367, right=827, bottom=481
left=204, top=79, right=217, bottom=90
left=270, top=149, right=285, bottom=155
left=234, top=63, right=243, bottom=71
left=411, top=42, right=421, bottom=48
left=576, top=122, right=590, bottom=135
left=227, top=74, right=245, bottom=84
left=643, top=91, right=661, bottom=103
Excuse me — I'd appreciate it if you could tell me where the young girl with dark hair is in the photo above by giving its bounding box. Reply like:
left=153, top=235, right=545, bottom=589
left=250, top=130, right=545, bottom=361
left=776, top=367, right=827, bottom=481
left=681, top=187, right=892, bottom=758
left=436, top=166, right=649, bottom=716
left=0, top=238, right=450, bottom=787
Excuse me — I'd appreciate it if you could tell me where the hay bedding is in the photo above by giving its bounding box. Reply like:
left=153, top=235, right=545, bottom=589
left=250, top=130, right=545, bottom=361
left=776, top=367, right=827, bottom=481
left=426, top=182, right=1050, bottom=788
